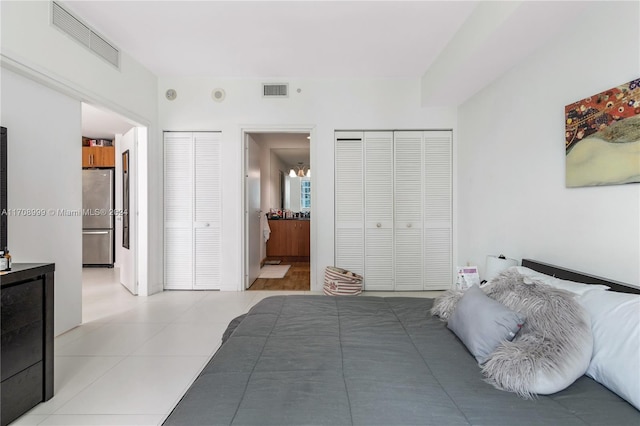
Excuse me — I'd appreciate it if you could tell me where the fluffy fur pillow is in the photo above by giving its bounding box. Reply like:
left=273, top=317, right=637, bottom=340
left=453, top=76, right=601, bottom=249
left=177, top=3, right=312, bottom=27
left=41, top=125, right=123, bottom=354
left=432, top=269, right=593, bottom=398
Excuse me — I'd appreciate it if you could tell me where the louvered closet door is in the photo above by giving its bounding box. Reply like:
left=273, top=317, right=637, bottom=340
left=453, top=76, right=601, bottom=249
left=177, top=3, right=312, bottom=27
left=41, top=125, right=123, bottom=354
left=394, top=131, right=424, bottom=291
left=335, top=132, right=364, bottom=276
left=424, top=131, right=452, bottom=289
left=164, top=132, right=194, bottom=289
left=193, top=133, right=222, bottom=289
left=364, top=131, right=394, bottom=290
left=164, top=132, right=222, bottom=290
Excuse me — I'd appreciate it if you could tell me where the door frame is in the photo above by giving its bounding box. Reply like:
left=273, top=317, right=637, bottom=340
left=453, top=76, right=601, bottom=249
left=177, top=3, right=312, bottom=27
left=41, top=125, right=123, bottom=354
left=245, top=135, right=262, bottom=289
left=115, top=127, right=146, bottom=295
left=240, top=125, right=316, bottom=292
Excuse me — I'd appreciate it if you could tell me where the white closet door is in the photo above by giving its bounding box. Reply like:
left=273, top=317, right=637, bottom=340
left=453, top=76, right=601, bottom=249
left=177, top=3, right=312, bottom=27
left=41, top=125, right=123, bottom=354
left=164, top=132, right=222, bottom=290
left=193, top=133, right=222, bottom=289
left=424, top=131, right=452, bottom=289
left=164, top=132, right=194, bottom=289
left=164, top=228, right=192, bottom=290
left=194, top=228, right=221, bottom=289
left=335, top=132, right=364, bottom=276
left=364, top=131, right=394, bottom=290
left=334, top=129, right=453, bottom=292
left=394, top=131, right=424, bottom=291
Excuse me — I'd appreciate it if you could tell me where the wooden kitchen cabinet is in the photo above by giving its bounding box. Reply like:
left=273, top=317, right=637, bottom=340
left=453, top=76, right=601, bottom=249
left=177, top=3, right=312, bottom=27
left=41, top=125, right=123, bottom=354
left=266, top=220, right=310, bottom=259
left=82, top=146, right=115, bottom=168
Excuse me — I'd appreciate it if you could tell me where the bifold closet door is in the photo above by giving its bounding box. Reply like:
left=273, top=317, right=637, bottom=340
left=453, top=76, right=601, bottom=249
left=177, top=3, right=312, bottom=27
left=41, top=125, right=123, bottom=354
left=394, top=130, right=452, bottom=290
left=192, top=133, right=222, bottom=289
left=164, top=132, right=222, bottom=290
left=164, top=133, right=193, bottom=289
left=364, top=131, right=394, bottom=290
left=394, top=131, right=424, bottom=291
left=423, top=131, right=452, bottom=289
left=335, top=132, right=364, bottom=276
left=335, top=129, right=453, bottom=291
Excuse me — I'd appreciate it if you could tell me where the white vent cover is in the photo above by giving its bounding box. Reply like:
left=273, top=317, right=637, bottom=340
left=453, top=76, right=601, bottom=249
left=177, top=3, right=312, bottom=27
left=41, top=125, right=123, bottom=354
left=52, top=2, right=120, bottom=69
left=262, top=83, right=288, bottom=98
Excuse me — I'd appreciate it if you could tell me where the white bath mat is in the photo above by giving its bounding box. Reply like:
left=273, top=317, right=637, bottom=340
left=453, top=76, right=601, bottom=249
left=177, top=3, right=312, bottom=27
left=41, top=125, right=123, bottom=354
left=259, top=265, right=291, bottom=279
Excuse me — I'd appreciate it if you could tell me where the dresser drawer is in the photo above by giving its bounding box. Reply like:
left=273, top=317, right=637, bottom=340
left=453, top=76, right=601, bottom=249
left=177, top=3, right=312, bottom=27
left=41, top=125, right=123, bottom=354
left=1, top=279, right=43, bottom=332
left=0, top=361, right=43, bottom=426
left=1, top=320, right=43, bottom=381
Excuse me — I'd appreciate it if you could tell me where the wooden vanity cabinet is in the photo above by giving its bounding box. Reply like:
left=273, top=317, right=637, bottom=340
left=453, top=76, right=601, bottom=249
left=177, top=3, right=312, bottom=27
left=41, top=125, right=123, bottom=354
left=266, top=220, right=310, bottom=259
left=295, top=220, right=310, bottom=257
left=82, top=146, right=115, bottom=168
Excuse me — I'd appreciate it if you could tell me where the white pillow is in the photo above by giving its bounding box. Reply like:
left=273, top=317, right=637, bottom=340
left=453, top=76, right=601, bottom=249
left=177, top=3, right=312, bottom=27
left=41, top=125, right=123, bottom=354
left=579, top=290, right=640, bottom=410
left=514, top=266, right=610, bottom=295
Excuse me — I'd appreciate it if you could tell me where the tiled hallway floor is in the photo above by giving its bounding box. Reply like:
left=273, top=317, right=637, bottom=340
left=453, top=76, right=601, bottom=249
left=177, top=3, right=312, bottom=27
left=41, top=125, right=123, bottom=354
left=13, top=268, right=440, bottom=425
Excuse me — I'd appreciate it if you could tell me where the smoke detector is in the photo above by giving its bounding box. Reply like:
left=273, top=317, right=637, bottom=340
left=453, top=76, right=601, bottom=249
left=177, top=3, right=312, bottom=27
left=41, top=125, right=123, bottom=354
left=211, top=88, right=226, bottom=102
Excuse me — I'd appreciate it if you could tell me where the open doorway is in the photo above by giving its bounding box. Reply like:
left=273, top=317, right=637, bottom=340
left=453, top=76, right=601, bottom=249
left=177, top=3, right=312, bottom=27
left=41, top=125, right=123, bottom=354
left=81, top=103, right=148, bottom=320
left=243, top=130, right=312, bottom=291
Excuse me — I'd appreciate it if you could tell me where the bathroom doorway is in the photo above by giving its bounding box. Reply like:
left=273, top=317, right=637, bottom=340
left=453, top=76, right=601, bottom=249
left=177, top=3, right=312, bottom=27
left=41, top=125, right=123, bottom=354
left=242, top=130, right=312, bottom=291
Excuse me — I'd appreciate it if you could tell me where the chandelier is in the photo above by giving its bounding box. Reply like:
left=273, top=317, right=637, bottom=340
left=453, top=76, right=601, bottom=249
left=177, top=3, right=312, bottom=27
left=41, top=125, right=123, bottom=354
left=289, top=162, right=310, bottom=178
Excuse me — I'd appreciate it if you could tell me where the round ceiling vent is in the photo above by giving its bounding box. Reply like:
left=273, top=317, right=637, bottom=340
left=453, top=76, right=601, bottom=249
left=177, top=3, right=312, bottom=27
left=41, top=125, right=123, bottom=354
left=165, top=89, right=177, bottom=101
left=211, top=88, right=226, bottom=102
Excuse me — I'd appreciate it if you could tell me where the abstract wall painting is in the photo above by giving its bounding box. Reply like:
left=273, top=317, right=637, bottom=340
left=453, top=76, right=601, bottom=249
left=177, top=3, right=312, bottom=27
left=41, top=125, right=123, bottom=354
left=565, top=78, right=640, bottom=187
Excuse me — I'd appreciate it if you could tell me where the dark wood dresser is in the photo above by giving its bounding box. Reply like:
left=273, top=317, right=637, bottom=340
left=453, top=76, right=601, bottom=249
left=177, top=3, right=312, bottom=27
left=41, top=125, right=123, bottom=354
left=1, top=263, right=55, bottom=426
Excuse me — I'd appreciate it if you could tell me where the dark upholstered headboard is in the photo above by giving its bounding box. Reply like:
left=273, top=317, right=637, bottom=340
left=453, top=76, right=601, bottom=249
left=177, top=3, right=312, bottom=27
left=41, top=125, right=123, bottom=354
left=521, top=259, right=640, bottom=295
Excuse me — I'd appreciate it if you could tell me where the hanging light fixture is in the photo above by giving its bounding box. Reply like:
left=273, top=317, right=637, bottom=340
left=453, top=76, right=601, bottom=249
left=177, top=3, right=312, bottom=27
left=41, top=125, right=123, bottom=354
left=289, top=162, right=310, bottom=178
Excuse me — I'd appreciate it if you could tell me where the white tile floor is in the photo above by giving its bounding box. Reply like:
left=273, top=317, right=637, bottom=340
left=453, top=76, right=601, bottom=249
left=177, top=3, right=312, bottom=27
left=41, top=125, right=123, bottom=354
left=13, top=268, right=441, bottom=426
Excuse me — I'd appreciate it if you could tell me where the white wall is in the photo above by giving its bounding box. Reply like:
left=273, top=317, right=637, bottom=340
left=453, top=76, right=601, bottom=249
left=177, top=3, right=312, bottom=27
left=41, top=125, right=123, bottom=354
left=1, top=1, right=163, bottom=323
left=159, top=78, right=457, bottom=290
left=1, top=1, right=157, bottom=123
left=1, top=69, right=82, bottom=335
left=458, top=1, right=640, bottom=285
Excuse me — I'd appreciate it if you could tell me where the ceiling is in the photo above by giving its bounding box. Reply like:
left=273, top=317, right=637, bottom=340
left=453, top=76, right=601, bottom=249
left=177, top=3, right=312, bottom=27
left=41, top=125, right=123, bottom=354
left=81, top=103, right=135, bottom=140
left=68, top=1, right=592, bottom=137
left=249, top=133, right=310, bottom=166
left=271, top=148, right=310, bottom=168
left=63, top=1, right=476, bottom=79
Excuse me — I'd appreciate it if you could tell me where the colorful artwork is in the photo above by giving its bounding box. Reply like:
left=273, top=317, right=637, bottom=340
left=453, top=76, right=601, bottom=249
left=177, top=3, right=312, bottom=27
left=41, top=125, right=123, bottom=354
left=565, top=78, right=640, bottom=187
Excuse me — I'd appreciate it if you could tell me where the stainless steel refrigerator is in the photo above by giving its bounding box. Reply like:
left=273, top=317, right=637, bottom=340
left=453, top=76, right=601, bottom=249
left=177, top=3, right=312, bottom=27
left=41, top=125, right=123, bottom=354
left=82, top=169, right=114, bottom=266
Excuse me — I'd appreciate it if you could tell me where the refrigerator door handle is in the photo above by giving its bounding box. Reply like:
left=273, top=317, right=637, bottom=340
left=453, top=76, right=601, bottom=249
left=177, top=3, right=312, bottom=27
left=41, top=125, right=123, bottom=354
left=83, top=230, right=110, bottom=235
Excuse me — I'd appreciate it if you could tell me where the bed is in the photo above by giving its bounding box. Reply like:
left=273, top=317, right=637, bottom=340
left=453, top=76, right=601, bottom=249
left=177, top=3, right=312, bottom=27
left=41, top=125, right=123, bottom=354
left=163, top=259, right=640, bottom=425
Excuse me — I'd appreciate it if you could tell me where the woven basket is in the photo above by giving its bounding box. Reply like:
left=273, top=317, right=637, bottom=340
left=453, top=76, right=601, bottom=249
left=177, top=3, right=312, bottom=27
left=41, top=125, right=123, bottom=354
left=323, top=266, right=363, bottom=296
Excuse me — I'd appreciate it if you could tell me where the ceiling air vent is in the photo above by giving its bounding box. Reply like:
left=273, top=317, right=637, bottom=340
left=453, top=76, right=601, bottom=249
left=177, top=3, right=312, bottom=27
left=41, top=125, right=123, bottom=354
left=51, top=2, right=120, bottom=69
left=262, top=83, right=288, bottom=98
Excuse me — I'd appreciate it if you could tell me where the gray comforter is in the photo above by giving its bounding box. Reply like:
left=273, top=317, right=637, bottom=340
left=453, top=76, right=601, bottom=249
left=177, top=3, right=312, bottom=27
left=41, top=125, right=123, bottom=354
left=164, top=296, right=639, bottom=426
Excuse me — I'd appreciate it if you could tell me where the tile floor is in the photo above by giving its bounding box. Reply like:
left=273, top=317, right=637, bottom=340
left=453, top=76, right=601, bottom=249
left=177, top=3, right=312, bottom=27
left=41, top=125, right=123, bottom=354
left=13, top=268, right=441, bottom=426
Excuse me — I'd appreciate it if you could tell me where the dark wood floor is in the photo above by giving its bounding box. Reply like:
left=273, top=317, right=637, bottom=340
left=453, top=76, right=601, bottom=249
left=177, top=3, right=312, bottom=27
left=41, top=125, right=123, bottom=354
left=248, top=261, right=310, bottom=291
